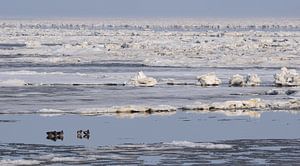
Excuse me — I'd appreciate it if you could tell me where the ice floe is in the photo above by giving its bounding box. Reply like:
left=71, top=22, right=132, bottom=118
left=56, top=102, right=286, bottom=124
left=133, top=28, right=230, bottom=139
left=228, top=74, right=261, bottom=87
left=182, top=98, right=300, bottom=111
left=1, top=19, right=300, bottom=68
left=0, top=159, right=41, bottom=166
left=0, top=70, right=65, bottom=75
left=229, top=74, right=245, bottom=87
left=246, top=74, right=261, bottom=86
left=0, top=98, right=299, bottom=116
left=25, top=40, right=41, bottom=48
left=274, top=67, right=300, bottom=86
left=128, top=71, right=157, bottom=87
left=196, top=73, right=222, bottom=86
left=0, top=79, right=28, bottom=86
left=108, top=105, right=176, bottom=114
left=165, top=141, right=233, bottom=149
left=37, top=109, right=65, bottom=117
left=37, top=105, right=178, bottom=116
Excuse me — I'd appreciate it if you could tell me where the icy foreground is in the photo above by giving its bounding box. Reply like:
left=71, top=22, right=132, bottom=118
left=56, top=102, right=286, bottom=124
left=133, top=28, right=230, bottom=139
left=1, top=139, right=300, bottom=165
left=0, top=18, right=300, bottom=68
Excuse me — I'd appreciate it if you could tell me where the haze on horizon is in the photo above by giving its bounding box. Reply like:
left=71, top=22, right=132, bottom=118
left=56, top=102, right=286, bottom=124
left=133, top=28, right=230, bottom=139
left=0, top=0, right=299, bottom=18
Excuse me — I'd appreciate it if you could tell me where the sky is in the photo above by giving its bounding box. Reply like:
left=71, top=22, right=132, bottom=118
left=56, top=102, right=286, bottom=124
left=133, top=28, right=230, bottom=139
left=0, top=0, right=299, bottom=18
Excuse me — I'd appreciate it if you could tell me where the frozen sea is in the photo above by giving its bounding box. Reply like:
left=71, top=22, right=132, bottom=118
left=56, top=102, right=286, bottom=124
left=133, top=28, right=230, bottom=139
left=0, top=18, right=300, bottom=165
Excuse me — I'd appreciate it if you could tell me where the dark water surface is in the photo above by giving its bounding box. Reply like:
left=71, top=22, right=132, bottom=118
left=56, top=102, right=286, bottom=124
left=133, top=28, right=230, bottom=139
left=1, top=111, right=300, bottom=165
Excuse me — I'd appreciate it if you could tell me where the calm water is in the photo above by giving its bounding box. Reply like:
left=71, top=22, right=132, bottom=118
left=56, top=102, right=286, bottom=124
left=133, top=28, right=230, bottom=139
left=1, top=111, right=300, bottom=165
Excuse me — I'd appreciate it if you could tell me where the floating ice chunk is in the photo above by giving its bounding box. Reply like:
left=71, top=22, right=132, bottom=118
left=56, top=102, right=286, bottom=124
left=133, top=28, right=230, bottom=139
left=51, top=157, right=83, bottom=162
left=214, top=98, right=265, bottom=110
left=81, top=41, right=90, bottom=48
left=246, top=74, right=261, bottom=86
left=269, top=99, right=300, bottom=110
left=191, top=98, right=300, bottom=111
left=196, top=73, right=221, bottom=86
left=183, top=98, right=266, bottom=111
left=116, top=111, right=176, bottom=119
left=129, top=71, right=157, bottom=87
left=0, top=79, right=28, bottom=86
left=165, top=141, right=232, bottom=149
left=76, top=105, right=177, bottom=118
left=37, top=109, right=65, bottom=117
left=104, top=43, right=119, bottom=50
left=76, top=105, right=176, bottom=116
left=25, top=40, right=41, bottom=48
left=229, top=74, right=245, bottom=87
left=111, top=105, right=176, bottom=113
left=0, top=70, right=64, bottom=75
left=63, top=43, right=72, bottom=48
left=0, top=159, right=41, bottom=166
left=274, top=67, right=300, bottom=86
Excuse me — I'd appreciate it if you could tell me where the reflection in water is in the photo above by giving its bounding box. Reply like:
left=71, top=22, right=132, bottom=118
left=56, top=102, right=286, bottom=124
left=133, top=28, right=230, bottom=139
left=77, top=130, right=90, bottom=140
left=0, top=120, right=18, bottom=123
left=186, top=109, right=261, bottom=118
left=0, top=139, right=300, bottom=165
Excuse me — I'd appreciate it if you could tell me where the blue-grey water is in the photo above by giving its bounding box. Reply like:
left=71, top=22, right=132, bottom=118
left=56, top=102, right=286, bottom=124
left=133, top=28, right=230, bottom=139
left=0, top=63, right=300, bottom=165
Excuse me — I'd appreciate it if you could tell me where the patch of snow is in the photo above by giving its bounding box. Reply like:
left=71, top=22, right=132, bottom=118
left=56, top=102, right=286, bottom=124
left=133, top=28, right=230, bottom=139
left=246, top=74, right=261, bottom=86
left=229, top=74, right=245, bottom=87
left=0, top=79, right=28, bottom=86
left=37, top=109, right=65, bottom=117
left=274, top=67, right=300, bottom=86
left=0, top=159, right=41, bottom=166
left=165, top=141, right=233, bottom=149
left=197, top=73, right=222, bottom=86
left=129, top=71, right=157, bottom=87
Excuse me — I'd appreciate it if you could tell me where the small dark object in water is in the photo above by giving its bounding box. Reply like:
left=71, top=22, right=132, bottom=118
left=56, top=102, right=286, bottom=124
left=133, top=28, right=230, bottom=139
left=77, top=130, right=83, bottom=139
left=57, top=130, right=64, bottom=136
left=47, top=135, right=58, bottom=141
left=83, top=134, right=90, bottom=139
left=286, top=89, right=297, bottom=95
left=77, top=130, right=83, bottom=135
left=77, top=129, right=90, bottom=139
left=46, top=130, right=64, bottom=141
left=121, top=43, right=129, bottom=49
left=77, top=134, right=83, bottom=139
left=83, top=129, right=90, bottom=135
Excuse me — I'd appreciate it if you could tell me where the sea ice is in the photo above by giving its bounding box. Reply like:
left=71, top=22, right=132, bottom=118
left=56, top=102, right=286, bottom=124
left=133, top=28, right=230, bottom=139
left=182, top=98, right=300, bottom=111
left=0, top=159, right=41, bottom=166
left=165, top=141, right=233, bottom=149
left=229, top=74, right=245, bottom=87
left=196, top=73, right=222, bottom=86
left=246, top=74, right=261, bottom=86
left=0, top=79, right=28, bottom=86
left=129, top=71, right=157, bottom=87
left=274, top=67, right=300, bottom=86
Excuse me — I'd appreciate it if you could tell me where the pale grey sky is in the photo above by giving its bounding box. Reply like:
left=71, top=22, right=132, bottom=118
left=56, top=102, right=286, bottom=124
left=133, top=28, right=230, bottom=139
left=0, top=0, right=299, bottom=18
